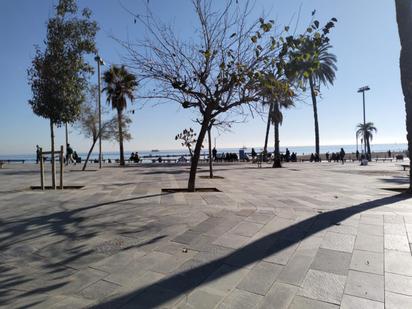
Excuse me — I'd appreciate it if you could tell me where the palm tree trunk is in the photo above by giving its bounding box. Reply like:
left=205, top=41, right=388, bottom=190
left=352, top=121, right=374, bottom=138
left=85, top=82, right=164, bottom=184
left=50, top=119, right=56, bottom=189
left=273, top=119, right=281, bottom=168
left=367, top=137, right=371, bottom=160
left=188, top=113, right=211, bottom=192
left=263, top=103, right=273, bottom=154
left=272, top=102, right=282, bottom=168
left=309, top=76, right=320, bottom=156
left=82, top=136, right=98, bottom=171
left=395, top=0, right=412, bottom=192
left=208, top=126, right=213, bottom=178
left=117, top=108, right=125, bottom=166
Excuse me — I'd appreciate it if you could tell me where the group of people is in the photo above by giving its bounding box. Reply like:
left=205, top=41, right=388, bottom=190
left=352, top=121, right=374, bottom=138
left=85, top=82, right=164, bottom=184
left=215, top=152, right=239, bottom=162
left=129, top=152, right=141, bottom=163
left=66, top=144, right=80, bottom=164
left=249, top=147, right=298, bottom=163
left=319, top=148, right=346, bottom=163
left=35, top=144, right=80, bottom=164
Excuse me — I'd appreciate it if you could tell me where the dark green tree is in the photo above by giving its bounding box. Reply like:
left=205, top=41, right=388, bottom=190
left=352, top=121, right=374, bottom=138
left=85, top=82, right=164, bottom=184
left=28, top=0, right=98, bottom=188
left=102, top=65, right=138, bottom=166
left=395, top=0, right=412, bottom=191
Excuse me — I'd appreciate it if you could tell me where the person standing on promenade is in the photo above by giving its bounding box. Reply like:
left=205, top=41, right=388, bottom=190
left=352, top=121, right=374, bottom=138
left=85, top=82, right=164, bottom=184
left=251, top=148, right=257, bottom=160
left=340, top=148, right=346, bottom=164
left=212, top=147, right=217, bottom=161
left=36, top=145, right=40, bottom=164
left=356, top=150, right=360, bottom=161
left=388, top=150, right=392, bottom=158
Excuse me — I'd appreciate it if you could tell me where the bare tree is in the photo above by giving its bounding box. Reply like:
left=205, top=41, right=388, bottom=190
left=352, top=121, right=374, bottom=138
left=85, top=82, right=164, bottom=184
left=175, top=128, right=198, bottom=158
left=77, top=85, right=132, bottom=170
left=122, top=0, right=287, bottom=191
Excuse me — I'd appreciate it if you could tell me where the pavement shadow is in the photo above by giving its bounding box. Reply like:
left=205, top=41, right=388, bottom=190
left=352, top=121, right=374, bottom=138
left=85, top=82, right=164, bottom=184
left=0, top=192, right=172, bottom=306
left=380, top=176, right=409, bottom=185
left=92, top=193, right=411, bottom=308
left=0, top=192, right=171, bottom=251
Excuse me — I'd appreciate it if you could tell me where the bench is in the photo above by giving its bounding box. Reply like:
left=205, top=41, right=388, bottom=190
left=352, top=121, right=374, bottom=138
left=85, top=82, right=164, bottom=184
left=401, top=164, right=410, bottom=171
left=1, top=159, right=25, bottom=164
left=375, top=158, right=393, bottom=162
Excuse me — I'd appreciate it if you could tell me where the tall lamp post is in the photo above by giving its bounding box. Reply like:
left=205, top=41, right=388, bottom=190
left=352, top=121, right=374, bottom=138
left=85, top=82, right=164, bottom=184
left=95, top=55, right=105, bottom=169
left=357, top=86, right=370, bottom=159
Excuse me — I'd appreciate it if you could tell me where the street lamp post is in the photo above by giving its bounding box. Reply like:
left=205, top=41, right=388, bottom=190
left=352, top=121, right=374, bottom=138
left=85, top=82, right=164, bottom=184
left=94, top=55, right=105, bottom=169
left=357, top=86, right=370, bottom=160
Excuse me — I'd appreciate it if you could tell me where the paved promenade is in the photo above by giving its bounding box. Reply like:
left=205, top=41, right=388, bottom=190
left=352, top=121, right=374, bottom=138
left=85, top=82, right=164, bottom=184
left=1, top=161, right=412, bottom=308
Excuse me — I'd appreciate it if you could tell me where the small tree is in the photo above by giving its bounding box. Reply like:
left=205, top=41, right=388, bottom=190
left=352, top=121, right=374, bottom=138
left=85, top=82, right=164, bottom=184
left=28, top=0, right=98, bottom=188
left=76, top=85, right=131, bottom=170
left=175, top=128, right=198, bottom=158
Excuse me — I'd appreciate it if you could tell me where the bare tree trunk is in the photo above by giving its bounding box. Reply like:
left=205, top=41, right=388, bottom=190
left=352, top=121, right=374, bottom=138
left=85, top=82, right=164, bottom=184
left=117, top=108, right=125, bottom=166
left=208, top=126, right=213, bottom=178
left=263, top=103, right=273, bottom=154
left=82, top=136, right=98, bottom=171
left=309, top=76, right=320, bottom=156
left=50, top=119, right=56, bottom=189
left=395, top=0, right=412, bottom=191
left=188, top=114, right=210, bottom=192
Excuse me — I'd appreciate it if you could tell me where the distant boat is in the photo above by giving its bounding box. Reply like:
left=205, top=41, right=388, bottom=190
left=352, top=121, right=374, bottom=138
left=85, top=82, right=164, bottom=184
left=151, top=149, right=160, bottom=152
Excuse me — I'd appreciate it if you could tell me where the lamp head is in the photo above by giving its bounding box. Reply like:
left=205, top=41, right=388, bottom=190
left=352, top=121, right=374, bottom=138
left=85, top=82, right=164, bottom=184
left=94, top=55, right=105, bottom=66
left=357, top=86, right=370, bottom=93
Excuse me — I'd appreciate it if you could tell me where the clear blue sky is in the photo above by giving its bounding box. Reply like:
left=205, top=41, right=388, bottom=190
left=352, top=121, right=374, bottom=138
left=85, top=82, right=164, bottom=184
left=0, top=0, right=406, bottom=155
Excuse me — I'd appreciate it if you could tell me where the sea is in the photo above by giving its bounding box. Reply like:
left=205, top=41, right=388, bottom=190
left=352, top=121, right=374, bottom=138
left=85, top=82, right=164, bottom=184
left=0, top=143, right=408, bottom=163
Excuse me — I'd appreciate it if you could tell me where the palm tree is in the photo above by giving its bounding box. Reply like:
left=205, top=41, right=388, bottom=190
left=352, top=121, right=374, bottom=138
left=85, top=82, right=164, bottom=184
left=356, top=122, right=377, bottom=160
left=259, top=73, right=294, bottom=167
left=102, top=65, right=138, bottom=166
left=271, top=98, right=294, bottom=168
left=395, top=0, right=412, bottom=192
left=296, top=40, right=337, bottom=156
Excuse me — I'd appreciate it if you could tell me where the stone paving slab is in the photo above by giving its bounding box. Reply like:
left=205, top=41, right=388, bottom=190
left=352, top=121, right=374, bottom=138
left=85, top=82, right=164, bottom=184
left=1, top=161, right=412, bottom=308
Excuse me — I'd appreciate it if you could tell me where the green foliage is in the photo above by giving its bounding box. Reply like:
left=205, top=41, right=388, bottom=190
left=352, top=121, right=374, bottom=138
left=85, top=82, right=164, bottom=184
left=284, top=17, right=338, bottom=89
left=102, top=65, right=138, bottom=112
left=356, top=122, right=377, bottom=141
left=28, top=0, right=98, bottom=126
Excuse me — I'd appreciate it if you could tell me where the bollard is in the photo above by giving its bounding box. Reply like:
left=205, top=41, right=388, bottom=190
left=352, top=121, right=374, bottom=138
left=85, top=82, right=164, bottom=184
left=60, top=145, right=64, bottom=189
left=40, top=148, right=44, bottom=190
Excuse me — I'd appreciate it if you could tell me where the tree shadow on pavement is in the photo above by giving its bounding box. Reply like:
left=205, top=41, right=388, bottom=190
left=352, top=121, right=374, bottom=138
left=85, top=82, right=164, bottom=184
left=92, top=193, right=411, bottom=308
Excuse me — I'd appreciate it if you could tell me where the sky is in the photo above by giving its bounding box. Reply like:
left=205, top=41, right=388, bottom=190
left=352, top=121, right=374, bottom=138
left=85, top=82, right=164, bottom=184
left=0, top=0, right=407, bottom=155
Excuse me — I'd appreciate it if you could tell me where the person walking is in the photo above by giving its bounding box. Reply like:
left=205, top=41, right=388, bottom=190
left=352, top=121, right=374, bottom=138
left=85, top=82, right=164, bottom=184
left=66, top=144, right=74, bottom=165
left=340, top=148, right=346, bottom=164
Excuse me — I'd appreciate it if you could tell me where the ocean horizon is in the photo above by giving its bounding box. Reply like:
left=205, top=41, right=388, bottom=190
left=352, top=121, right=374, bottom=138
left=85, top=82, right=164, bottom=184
left=0, top=143, right=408, bottom=162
